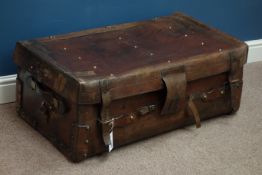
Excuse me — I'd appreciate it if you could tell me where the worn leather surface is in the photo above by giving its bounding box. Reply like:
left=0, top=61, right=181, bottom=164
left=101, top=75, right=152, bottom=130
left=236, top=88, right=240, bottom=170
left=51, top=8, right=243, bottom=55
left=13, top=13, right=248, bottom=162
left=36, top=14, right=240, bottom=76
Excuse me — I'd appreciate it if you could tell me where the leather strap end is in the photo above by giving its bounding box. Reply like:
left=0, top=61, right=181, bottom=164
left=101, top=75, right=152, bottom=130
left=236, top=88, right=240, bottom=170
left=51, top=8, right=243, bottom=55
left=188, top=96, right=201, bottom=128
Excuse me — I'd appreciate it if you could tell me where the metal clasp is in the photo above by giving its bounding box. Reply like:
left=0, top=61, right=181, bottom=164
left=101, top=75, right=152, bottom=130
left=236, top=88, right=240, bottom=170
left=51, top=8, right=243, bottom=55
left=137, top=104, right=157, bottom=116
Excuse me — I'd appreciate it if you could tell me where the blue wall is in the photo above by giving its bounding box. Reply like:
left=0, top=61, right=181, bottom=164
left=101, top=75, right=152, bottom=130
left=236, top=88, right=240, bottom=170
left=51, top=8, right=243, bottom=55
left=1, top=0, right=261, bottom=76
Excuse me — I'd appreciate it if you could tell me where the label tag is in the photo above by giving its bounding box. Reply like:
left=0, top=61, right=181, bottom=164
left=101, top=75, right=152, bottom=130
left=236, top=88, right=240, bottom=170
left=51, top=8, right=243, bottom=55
left=108, top=131, right=114, bottom=152
left=108, top=119, right=114, bottom=152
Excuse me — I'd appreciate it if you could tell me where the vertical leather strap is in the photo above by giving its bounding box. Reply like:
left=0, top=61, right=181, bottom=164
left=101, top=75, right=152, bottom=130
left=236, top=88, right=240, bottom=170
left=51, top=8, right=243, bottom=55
left=100, top=80, right=111, bottom=122
left=161, top=66, right=201, bottom=128
left=229, top=55, right=243, bottom=112
left=16, top=78, right=23, bottom=113
left=161, top=66, right=186, bottom=115
left=99, top=80, right=114, bottom=151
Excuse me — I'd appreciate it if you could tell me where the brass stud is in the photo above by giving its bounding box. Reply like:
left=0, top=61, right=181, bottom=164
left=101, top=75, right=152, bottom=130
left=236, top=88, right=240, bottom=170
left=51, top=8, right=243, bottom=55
left=201, top=93, right=208, bottom=102
left=130, top=114, right=135, bottom=119
left=220, top=90, right=225, bottom=94
left=110, top=73, right=114, bottom=77
left=219, top=48, right=222, bottom=52
left=150, top=52, right=154, bottom=56
left=201, top=42, right=205, bottom=46
left=169, top=26, right=172, bottom=29
left=184, top=34, right=188, bottom=37
left=78, top=56, right=82, bottom=60
left=93, top=66, right=97, bottom=69
left=85, top=139, right=89, bottom=144
left=168, top=60, right=171, bottom=63
left=118, top=36, right=122, bottom=40
left=30, top=65, right=34, bottom=70
left=134, top=45, right=138, bottom=49
left=63, top=47, right=67, bottom=51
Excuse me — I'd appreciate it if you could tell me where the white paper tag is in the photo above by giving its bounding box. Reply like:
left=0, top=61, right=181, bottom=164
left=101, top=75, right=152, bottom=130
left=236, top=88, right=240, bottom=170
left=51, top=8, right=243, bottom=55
left=108, top=131, right=114, bottom=152
left=108, top=119, right=114, bottom=152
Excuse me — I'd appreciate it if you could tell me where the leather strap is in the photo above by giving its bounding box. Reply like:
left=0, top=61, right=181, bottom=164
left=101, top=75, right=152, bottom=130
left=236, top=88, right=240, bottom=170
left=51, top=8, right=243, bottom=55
left=161, top=66, right=186, bottom=115
left=100, top=80, right=113, bottom=148
left=188, top=96, right=201, bottom=128
left=229, top=55, right=243, bottom=112
left=100, top=80, right=111, bottom=122
left=16, top=78, right=23, bottom=113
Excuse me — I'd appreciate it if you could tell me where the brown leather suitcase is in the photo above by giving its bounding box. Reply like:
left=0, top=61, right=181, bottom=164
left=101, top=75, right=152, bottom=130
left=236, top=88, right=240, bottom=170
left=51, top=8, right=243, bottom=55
left=13, top=13, right=248, bottom=162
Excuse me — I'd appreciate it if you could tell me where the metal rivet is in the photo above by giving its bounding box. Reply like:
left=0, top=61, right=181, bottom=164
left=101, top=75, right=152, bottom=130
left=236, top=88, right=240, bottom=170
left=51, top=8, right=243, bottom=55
left=220, top=90, right=224, bottom=94
left=219, top=48, right=222, bottom=52
left=201, top=42, right=205, bottom=46
left=85, top=140, right=89, bottom=144
left=93, top=66, right=97, bottom=69
left=78, top=56, right=82, bottom=60
left=30, top=66, right=34, bottom=70
left=118, top=36, right=122, bottom=40
left=30, top=81, right=36, bottom=90
left=134, top=45, right=138, bottom=49
left=84, top=153, right=88, bottom=157
left=130, top=114, right=135, bottom=119
left=168, top=60, right=171, bottom=63
left=110, top=73, right=114, bottom=77
left=150, top=52, right=154, bottom=56
left=184, top=34, right=188, bottom=37
left=63, top=47, right=67, bottom=51
left=202, top=93, right=208, bottom=101
left=169, top=26, right=172, bottom=29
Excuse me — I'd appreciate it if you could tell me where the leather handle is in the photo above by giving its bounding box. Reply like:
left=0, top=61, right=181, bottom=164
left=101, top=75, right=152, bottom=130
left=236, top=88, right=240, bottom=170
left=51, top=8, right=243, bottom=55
left=27, top=76, right=67, bottom=115
left=161, top=66, right=186, bottom=115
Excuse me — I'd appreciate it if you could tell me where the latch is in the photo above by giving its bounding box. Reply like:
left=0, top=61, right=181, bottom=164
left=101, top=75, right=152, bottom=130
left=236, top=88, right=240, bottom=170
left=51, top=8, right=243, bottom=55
left=161, top=66, right=202, bottom=128
left=160, top=66, right=186, bottom=115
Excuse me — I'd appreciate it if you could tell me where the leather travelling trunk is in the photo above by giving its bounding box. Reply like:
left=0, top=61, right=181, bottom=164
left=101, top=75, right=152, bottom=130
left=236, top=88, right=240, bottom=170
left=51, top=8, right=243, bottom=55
left=13, top=13, right=248, bottom=162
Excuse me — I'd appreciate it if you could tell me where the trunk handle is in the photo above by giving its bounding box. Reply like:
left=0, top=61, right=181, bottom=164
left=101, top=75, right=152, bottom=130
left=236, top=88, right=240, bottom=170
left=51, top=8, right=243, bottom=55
left=26, top=76, right=67, bottom=116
